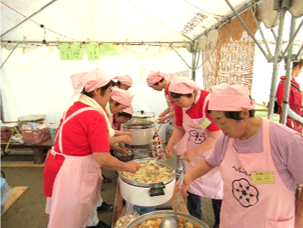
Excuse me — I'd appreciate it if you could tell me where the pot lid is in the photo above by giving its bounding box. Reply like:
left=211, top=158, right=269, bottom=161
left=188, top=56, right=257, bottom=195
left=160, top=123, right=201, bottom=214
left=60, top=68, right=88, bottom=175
left=132, top=110, right=155, bottom=119
left=123, top=120, right=154, bottom=129
left=18, top=114, right=46, bottom=122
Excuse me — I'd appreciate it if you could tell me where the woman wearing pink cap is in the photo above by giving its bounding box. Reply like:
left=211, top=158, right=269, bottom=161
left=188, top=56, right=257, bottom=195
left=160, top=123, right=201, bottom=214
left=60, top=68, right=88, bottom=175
left=113, top=75, right=133, bottom=90
left=105, top=87, right=133, bottom=126
left=167, top=77, right=223, bottom=228
left=179, top=84, right=303, bottom=228
left=146, top=71, right=187, bottom=176
left=146, top=71, right=175, bottom=123
left=110, top=106, right=133, bottom=155
left=43, top=68, right=141, bottom=228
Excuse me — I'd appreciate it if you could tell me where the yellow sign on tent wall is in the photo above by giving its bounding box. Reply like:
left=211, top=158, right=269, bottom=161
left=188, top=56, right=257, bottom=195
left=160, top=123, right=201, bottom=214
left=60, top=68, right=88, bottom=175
left=87, top=42, right=100, bottom=60
left=99, top=43, right=117, bottom=56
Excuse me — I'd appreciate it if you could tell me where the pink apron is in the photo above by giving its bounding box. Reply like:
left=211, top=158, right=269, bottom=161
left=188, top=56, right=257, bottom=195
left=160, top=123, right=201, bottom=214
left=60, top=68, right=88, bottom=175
left=46, top=107, right=103, bottom=228
left=220, top=119, right=295, bottom=228
left=182, top=102, right=223, bottom=199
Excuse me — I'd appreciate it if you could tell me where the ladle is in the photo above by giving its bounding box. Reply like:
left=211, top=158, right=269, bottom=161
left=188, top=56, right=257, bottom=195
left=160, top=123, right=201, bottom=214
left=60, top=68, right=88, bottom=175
left=160, top=162, right=184, bottom=228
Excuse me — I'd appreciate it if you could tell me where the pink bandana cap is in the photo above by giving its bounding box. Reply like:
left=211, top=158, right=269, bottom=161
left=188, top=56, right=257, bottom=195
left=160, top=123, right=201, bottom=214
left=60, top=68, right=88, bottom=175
left=122, top=106, right=133, bottom=115
left=169, top=77, right=201, bottom=94
left=209, top=84, right=255, bottom=111
left=70, top=68, right=111, bottom=97
left=113, top=75, right=133, bottom=87
left=110, top=87, right=134, bottom=106
left=146, top=71, right=165, bottom=86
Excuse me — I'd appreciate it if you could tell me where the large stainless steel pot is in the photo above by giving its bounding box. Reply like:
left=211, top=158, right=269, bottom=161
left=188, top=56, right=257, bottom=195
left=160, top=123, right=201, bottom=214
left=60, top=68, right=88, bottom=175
left=118, top=158, right=175, bottom=206
left=126, top=211, right=210, bottom=228
left=122, top=120, right=155, bottom=146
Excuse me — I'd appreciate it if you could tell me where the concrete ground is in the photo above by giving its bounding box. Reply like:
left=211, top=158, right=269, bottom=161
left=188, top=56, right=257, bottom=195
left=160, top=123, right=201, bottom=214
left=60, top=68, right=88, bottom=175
left=1, top=150, right=215, bottom=228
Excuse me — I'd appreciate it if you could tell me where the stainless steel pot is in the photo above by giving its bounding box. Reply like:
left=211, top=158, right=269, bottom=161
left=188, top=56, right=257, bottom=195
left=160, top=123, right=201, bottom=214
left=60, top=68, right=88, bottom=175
left=118, top=158, right=175, bottom=206
left=126, top=211, right=210, bottom=228
left=122, top=120, right=155, bottom=146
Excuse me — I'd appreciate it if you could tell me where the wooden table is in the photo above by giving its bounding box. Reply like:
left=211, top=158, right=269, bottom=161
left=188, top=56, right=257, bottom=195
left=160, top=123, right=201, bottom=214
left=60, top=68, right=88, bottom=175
left=1, top=139, right=53, bottom=164
left=112, top=182, right=189, bottom=227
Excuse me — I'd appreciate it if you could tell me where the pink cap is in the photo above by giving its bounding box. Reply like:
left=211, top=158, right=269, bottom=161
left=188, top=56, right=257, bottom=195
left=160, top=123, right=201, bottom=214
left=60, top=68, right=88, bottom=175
left=146, top=71, right=165, bottom=86
left=110, top=87, right=134, bottom=106
left=113, top=75, right=133, bottom=87
left=122, top=106, right=133, bottom=115
left=169, top=77, right=201, bottom=94
left=70, top=68, right=111, bottom=97
left=209, top=84, right=255, bottom=111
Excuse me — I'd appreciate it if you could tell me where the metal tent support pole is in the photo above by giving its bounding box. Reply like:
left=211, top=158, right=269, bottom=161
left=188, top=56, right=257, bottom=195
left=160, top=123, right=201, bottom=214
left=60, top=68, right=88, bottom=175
left=224, top=0, right=271, bottom=62
left=267, top=8, right=287, bottom=119
left=295, top=45, right=303, bottom=60
left=280, top=16, right=297, bottom=125
left=1, top=0, right=58, bottom=37
left=0, top=43, right=19, bottom=69
left=250, top=8, right=272, bottom=57
left=282, top=19, right=303, bottom=57
left=171, top=46, right=191, bottom=69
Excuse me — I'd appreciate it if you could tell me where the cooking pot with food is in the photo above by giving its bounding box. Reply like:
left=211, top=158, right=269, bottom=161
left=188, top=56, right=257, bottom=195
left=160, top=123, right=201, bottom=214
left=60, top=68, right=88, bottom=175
left=122, top=120, right=155, bottom=146
left=126, top=210, right=210, bottom=228
left=118, top=158, right=175, bottom=206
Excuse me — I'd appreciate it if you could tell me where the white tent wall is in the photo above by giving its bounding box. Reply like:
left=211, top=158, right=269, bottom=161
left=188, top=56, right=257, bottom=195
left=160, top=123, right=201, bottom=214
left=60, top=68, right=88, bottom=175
left=1, top=45, right=198, bottom=139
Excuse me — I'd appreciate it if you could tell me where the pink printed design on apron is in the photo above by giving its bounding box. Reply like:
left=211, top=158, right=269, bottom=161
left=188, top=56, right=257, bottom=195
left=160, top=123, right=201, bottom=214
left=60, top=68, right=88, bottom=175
left=219, top=119, right=295, bottom=228
left=181, top=96, right=223, bottom=199
left=46, top=107, right=103, bottom=228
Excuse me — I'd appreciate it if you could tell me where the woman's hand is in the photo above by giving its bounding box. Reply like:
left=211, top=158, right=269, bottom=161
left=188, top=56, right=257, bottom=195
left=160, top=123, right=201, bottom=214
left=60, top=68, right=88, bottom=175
left=124, top=161, right=141, bottom=173
left=175, top=173, right=192, bottom=196
left=165, top=143, right=174, bottom=157
left=156, top=116, right=167, bottom=124
left=181, top=149, right=196, bottom=162
left=115, top=130, right=132, bottom=136
left=118, top=135, right=133, bottom=145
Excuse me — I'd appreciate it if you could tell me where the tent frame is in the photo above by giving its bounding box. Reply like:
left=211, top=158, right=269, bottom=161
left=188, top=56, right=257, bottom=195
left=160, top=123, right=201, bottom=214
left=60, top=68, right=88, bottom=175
left=1, top=0, right=303, bottom=125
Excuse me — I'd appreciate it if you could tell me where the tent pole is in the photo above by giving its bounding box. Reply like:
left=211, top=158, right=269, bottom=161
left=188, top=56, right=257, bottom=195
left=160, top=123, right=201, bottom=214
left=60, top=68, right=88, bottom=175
left=250, top=8, right=272, bottom=57
left=267, top=8, right=287, bottom=120
left=0, top=40, right=191, bottom=45
left=295, top=44, right=303, bottom=60
left=171, top=46, right=192, bottom=69
left=280, top=15, right=297, bottom=125
left=0, top=43, right=19, bottom=69
left=224, top=0, right=271, bottom=62
left=1, top=0, right=58, bottom=37
left=282, top=19, right=303, bottom=57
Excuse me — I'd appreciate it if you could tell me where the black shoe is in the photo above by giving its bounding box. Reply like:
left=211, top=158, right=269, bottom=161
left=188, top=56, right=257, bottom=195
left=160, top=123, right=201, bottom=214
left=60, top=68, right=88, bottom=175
left=213, top=222, right=219, bottom=228
left=97, top=202, right=114, bottom=212
left=102, top=175, right=112, bottom=183
left=88, top=220, right=111, bottom=228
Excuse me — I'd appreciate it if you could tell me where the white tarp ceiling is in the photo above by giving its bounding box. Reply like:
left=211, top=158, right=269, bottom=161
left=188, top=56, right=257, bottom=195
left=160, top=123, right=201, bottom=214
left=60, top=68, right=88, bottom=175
left=1, top=0, right=257, bottom=44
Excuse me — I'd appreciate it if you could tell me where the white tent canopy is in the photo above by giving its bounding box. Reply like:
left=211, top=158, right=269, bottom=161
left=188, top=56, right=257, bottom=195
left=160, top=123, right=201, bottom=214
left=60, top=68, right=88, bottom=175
left=1, top=0, right=303, bottom=136
left=1, top=0, right=259, bottom=43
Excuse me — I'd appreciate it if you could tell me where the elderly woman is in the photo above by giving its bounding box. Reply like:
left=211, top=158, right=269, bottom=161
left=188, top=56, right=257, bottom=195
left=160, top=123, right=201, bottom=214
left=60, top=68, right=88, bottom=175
left=180, top=84, right=303, bottom=228
left=43, top=68, right=141, bottom=228
left=166, top=77, right=223, bottom=228
left=113, top=75, right=133, bottom=90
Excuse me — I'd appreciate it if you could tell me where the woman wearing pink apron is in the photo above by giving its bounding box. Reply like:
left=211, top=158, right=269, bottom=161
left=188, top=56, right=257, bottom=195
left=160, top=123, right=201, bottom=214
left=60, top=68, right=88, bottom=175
left=180, top=84, right=303, bottom=228
left=146, top=71, right=187, bottom=172
left=43, top=69, right=140, bottom=228
left=166, top=77, right=223, bottom=228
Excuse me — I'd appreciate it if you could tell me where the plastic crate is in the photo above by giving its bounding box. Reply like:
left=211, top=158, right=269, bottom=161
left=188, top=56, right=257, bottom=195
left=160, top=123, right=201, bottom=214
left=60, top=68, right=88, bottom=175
left=1, top=127, right=12, bottom=143
left=20, top=127, right=50, bottom=145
